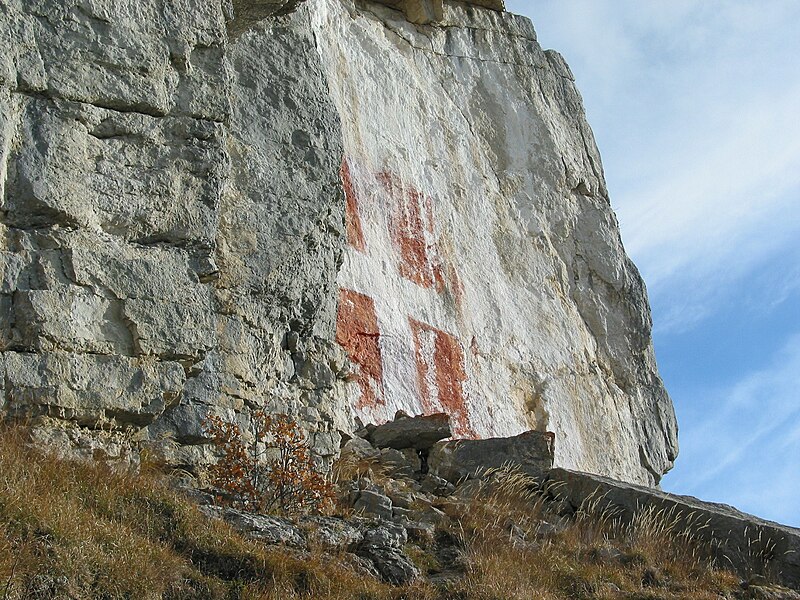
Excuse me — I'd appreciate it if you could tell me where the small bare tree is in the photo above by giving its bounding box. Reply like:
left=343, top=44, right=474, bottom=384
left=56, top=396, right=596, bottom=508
left=203, top=411, right=334, bottom=516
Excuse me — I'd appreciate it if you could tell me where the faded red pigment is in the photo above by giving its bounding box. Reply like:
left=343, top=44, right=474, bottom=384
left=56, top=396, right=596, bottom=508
left=409, top=318, right=476, bottom=438
left=336, top=288, right=384, bottom=410
left=379, top=171, right=445, bottom=291
left=340, top=159, right=367, bottom=252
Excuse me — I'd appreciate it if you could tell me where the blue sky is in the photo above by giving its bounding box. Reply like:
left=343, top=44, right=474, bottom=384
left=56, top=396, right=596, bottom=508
left=507, top=1, right=800, bottom=527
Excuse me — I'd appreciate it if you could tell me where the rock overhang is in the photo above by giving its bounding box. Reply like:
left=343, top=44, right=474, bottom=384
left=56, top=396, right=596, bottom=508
left=228, top=0, right=506, bottom=33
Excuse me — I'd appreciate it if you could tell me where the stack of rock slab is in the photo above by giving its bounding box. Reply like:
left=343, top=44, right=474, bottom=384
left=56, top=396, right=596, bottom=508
left=0, top=0, right=677, bottom=486
left=358, top=411, right=556, bottom=482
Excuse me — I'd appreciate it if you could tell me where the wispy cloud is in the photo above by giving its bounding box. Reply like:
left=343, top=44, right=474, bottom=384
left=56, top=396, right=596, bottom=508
left=511, top=0, right=800, bottom=333
left=661, top=334, right=800, bottom=526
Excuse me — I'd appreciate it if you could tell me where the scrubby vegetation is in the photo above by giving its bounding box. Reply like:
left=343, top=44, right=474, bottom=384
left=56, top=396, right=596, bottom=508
left=203, top=411, right=335, bottom=516
left=0, top=423, right=768, bottom=599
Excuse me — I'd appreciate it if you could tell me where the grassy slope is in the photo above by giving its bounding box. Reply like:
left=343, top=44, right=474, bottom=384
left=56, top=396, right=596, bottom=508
left=0, top=426, right=742, bottom=600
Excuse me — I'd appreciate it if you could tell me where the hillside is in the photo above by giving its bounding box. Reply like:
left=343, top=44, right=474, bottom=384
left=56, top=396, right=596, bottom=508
left=0, top=424, right=771, bottom=600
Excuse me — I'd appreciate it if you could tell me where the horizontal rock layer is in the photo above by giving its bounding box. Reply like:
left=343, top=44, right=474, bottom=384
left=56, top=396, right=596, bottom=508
left=0, top=0, right=677, bottom=484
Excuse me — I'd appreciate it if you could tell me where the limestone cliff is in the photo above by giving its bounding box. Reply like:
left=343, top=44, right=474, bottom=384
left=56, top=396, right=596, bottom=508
left=0, top=0, right=678, bottom=485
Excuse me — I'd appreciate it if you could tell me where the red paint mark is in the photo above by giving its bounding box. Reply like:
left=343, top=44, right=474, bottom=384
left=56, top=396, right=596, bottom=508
left=336, top=288, right=384, bottom=409
left=410, top=318, right=475, bottom=438
left=380, top=172, right=446, bottom=292
left=341, top=158, right=366, bottom=253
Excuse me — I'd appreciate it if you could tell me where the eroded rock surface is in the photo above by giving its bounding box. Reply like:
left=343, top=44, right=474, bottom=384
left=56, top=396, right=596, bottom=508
left=429, top=431, right=555, bottom=483
left=1, top=0, right=677, bottom=485
left=369, top=412, right=452, bottom=451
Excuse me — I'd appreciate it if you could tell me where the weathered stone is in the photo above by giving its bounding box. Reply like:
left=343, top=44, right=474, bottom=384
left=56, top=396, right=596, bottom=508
left=386, top=488, right=416, bottom=510
left=203, top=506, right=307, bottom=548
left=354, top=489, right=394, bottom=519
left=228, top=0, right=305, bottom=36
left=358, top=546, right=420, bottom=585
left=546, top=468, right=800, bottom=590
left=392, top=505, right=412, bottom=520
left=0, top=0, right=349, bottom=467
left=341, top=436, right=381, bottom=460
left=419, top=473, right=455, bottom=496
left=361, top=520, right=408, bottom=549
left=300, top=516, right=363, bottom=550
left=405, top=520, right=436, bottom=544
left=343, top=553, right=383, bottom=580
left=3, top=351, right=183, bottom=426
left=429, top=431, right=555, bottom=483
left=28, top=417, right=140, bottom=469
left=356, top=520, right=420, bottom=584
left=369, top=412, right=452, bottom=451
left=320, top=0, right=677, bottom=486
left=377, top=447, right=419, bottom=477
left=415, top=505, right=447, bottom=526
left=0, top=0, right=229, bottom=119
left=370, top=0, right=504, bottom=25
left=745, top=584, right=800, bottom=600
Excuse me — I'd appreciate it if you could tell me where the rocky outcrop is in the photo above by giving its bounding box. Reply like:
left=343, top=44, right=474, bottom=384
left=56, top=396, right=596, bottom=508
left=0, top=0, right=348, bottom=471
left=0, top=0, right=677, bottom=485
left=546, top=469, right=800, bottom=591
left=321, top=1, right=677, bottom=485
left=193, top=435, right=800, bottom=592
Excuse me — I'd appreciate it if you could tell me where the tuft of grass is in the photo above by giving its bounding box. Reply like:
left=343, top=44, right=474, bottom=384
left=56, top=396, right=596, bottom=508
left=443, top=465, right=741, bottom=600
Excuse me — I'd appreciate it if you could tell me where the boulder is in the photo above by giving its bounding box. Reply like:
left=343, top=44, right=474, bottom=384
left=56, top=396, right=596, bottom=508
left=356, top=521, right=420, bottom=584
left=202, top=507, right=306, bottom=549
left=377, top=447, right=420, bottom=477
left=428, top=431, right=555, bottom=483
left=369, top=412, right=452, bottom=451
left=357, top=546, right=420, bottom=585
left=546, top=468, right=800, bottom=591
left=354, top=489, right=394, bottom=520
left=419, top=473, right=455, bottom=497
left=341, top=437, right=381, bottom=460
left=300, top=516, right=363, bottom=550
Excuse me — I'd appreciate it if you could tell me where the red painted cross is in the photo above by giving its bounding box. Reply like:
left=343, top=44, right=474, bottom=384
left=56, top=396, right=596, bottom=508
left=336, top=157, right=476, bottom=437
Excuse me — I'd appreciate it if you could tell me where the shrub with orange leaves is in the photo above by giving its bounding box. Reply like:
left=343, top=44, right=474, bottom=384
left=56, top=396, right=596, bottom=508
left=202, top=411, right=335, bottom=516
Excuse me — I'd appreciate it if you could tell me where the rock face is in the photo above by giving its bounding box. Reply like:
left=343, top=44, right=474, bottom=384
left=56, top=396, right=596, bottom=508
left=0, top=0, right=677, bottom=485
left=321, top=1, right=677, bottom=485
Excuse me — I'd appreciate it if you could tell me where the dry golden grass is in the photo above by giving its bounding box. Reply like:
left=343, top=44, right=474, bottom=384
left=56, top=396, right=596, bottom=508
left=445, top=466, right=742, bottom=600
left=0, top=425, right=395, bottom=600
left=0, top=428, right=746, bottom=600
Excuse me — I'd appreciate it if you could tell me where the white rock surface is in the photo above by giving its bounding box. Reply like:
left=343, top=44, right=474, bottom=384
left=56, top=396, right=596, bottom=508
left=316, top=0, right=677, bottom=485
left=0, top=0, right=677, bottom=485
